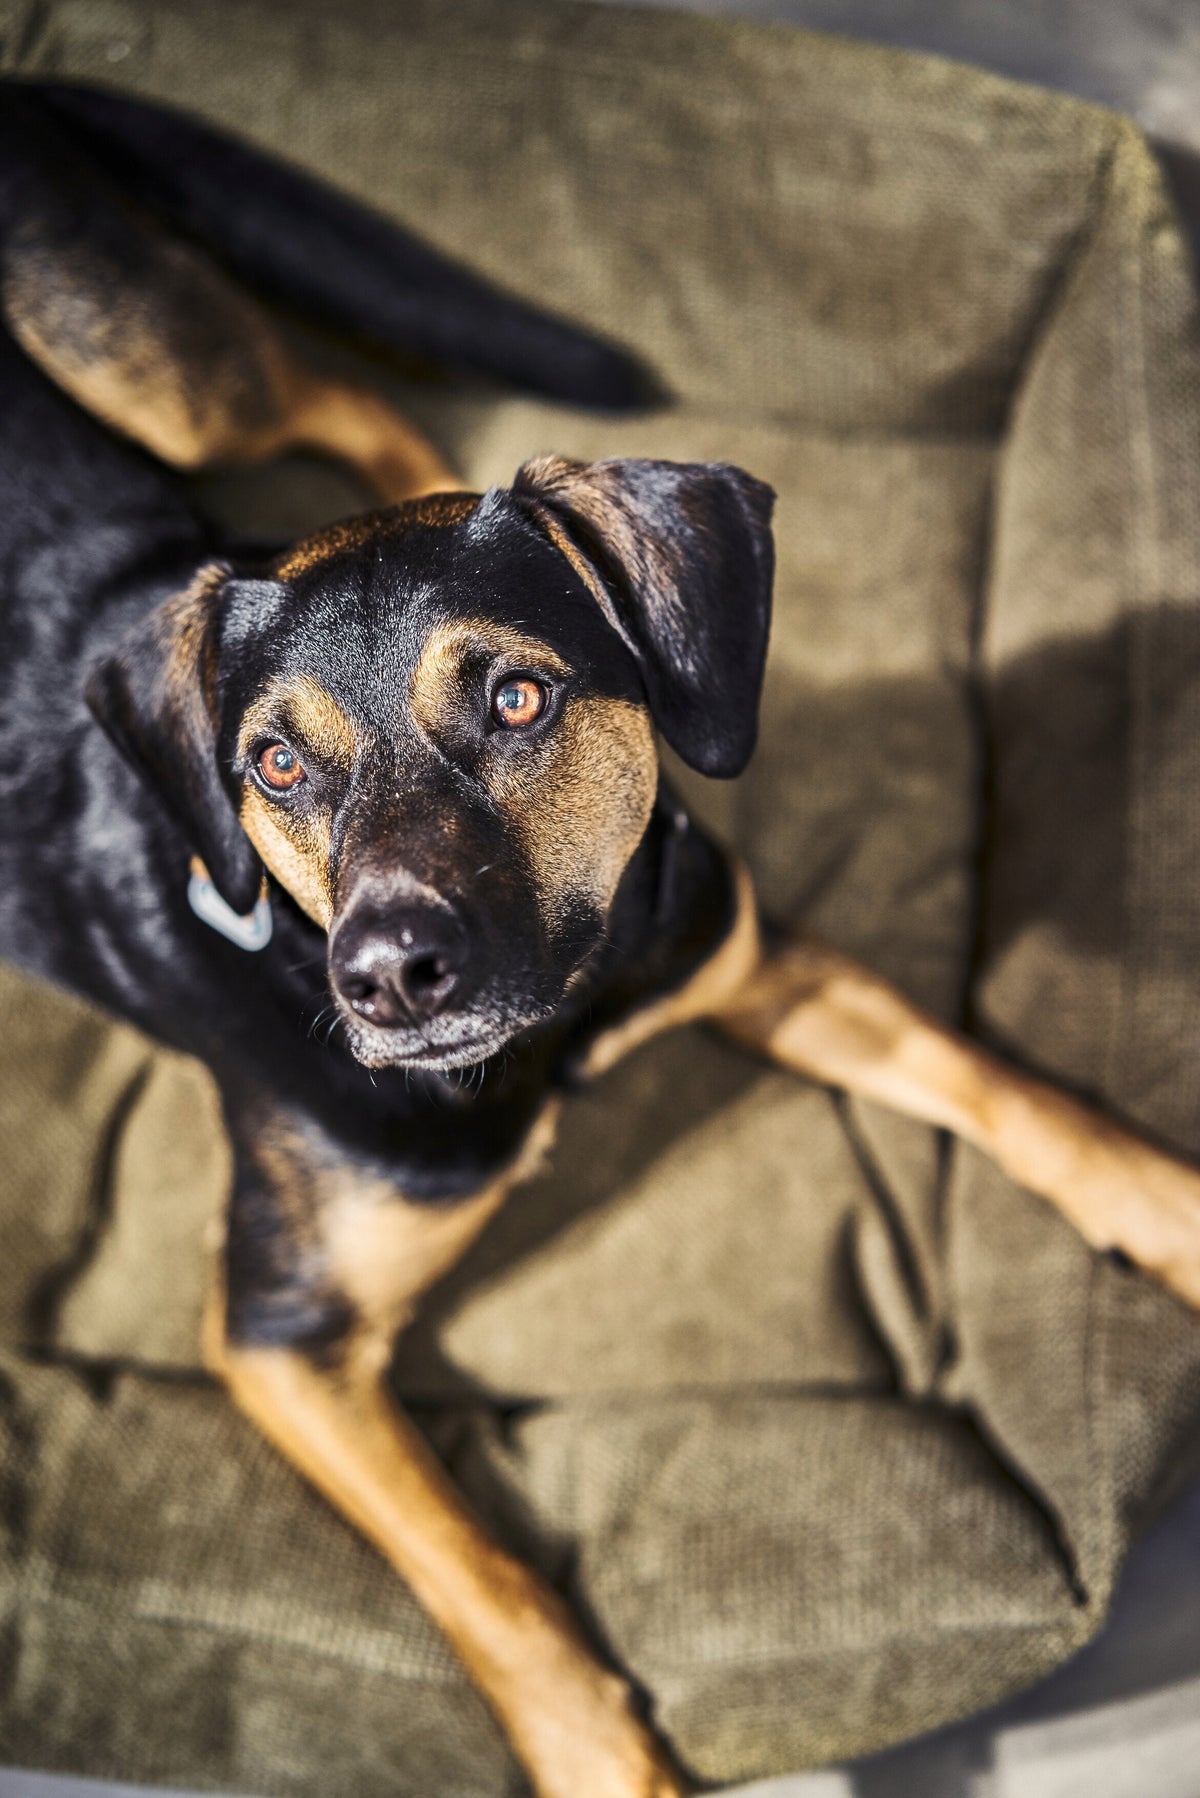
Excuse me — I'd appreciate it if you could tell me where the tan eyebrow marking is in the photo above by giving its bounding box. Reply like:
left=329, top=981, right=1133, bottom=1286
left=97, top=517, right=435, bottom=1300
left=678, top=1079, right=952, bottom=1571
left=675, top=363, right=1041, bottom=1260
left=409, top=618, right=570, bottom=738
left=237, top=674, right=359, bottom=769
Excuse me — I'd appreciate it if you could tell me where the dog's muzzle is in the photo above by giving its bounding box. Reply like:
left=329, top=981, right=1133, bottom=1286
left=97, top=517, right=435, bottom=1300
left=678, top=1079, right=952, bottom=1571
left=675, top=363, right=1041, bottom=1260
left=330, top=902, right=470, bottom=1029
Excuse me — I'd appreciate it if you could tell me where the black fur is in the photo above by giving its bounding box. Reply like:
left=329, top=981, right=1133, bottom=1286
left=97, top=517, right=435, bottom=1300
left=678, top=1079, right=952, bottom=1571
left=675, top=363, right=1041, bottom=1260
left=30, top=81, right=662, bottom=410
left=0, top=89, right=772, bottom=1359
left=514, top=455, right=775, bottom=777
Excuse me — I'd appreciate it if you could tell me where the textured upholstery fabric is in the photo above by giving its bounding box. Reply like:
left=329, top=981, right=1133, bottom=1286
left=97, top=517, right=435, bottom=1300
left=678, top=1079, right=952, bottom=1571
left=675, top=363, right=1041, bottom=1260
left=2, top=1, right=1200, bottom=1791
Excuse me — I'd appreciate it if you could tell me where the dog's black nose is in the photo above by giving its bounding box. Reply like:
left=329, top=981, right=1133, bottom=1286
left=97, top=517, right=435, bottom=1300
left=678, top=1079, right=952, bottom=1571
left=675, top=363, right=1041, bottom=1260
left=331, top=907, right=468, bottom=1027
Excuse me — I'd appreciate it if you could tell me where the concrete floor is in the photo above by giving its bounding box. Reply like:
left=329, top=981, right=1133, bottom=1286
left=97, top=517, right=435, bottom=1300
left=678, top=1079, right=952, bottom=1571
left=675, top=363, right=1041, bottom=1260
left=5, top=5, right=1200, bottom=1797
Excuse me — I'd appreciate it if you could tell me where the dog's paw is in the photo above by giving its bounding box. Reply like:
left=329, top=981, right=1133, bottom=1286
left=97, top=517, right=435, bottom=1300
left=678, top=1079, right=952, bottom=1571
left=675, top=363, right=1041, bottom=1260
left=1104, top=1141, right=1200, bottom=1310
left=525, top=1743, right=690, bottom=1798
left=1010, top=1088, right=1200, bottom=1311
left=524, top=1724, right=691, bottom=1798
left=509, top=1669, right=691, bottom=1798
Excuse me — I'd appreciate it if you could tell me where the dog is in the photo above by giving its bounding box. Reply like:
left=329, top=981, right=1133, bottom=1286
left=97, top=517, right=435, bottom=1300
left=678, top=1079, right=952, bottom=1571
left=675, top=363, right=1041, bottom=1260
left=3, top=82, right=1200, bottom=1798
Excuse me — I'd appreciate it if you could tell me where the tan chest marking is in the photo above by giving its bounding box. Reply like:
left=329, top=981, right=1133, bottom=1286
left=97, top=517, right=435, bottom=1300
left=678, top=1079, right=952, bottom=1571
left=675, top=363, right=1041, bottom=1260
left=322, top=1098, right=563, bottom=1351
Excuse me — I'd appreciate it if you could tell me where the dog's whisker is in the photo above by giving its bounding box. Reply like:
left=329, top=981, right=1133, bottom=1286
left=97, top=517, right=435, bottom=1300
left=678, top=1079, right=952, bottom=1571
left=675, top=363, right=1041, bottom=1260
left=7, top=84, right=796, bottom=1795
left=286, top=953, right=329, bottom=974
left=306, top=1000, right=339, bottom=1041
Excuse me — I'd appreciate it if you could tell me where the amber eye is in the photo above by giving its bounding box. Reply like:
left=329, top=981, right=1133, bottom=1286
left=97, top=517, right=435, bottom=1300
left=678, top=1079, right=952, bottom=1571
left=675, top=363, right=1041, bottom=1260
left=492, top=677, right=548, bottom=729
left=257, top=743, right=306, bottom=791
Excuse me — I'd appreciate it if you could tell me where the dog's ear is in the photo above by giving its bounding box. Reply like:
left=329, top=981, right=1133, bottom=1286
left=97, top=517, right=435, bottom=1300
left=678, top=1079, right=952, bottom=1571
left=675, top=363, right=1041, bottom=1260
left=512, top=455, right=775, bottom=777
left=85, top=561, right=264, bottom=915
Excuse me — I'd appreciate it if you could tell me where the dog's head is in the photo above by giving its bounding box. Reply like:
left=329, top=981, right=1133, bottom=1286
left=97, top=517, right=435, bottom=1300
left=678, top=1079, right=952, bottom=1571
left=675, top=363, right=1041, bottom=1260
left=87, top=456, right=774, bottom=1069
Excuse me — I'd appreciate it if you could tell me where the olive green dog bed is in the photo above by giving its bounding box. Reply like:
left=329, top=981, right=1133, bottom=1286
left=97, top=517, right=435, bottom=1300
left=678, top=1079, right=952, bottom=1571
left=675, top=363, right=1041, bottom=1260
left=2, top=1, right=1200, bottom=1792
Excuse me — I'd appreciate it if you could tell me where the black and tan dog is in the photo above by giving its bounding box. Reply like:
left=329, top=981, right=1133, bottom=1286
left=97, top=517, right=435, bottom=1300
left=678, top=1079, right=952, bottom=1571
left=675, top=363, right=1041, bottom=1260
left=4, top=83, right=1200, bottom=1798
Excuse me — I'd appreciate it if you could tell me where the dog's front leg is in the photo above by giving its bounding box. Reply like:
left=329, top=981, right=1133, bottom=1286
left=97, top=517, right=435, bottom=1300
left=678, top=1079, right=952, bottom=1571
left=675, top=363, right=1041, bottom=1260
left=206, top=1097, right=687, bottom=1798
left=714, top=929, right=1200, bottom=1310
left=209, top=1334, right=686, bottom=1798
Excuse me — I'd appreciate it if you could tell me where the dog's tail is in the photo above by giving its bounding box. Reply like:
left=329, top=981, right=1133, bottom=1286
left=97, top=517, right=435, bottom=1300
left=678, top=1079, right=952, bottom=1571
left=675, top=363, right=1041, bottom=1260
left=31, top=82, right=660, bottom=411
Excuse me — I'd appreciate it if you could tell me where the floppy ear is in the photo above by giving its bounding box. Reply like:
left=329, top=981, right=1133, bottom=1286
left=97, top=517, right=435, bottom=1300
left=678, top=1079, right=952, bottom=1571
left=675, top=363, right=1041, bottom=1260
left=85, top=561, right=264, bottom=915
left=512, top=455, right=775, bottom=777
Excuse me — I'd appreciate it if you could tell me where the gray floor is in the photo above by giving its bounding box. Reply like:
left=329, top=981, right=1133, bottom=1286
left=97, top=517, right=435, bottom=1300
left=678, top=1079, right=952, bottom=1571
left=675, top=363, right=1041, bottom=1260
left=6, top=4, right=1200, bottom=1797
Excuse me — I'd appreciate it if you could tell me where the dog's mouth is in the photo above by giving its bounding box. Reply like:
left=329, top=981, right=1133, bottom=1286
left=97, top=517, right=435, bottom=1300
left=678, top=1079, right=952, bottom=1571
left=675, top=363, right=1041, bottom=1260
left=323, top=911, right=605, bottom=1072
left=334, top=1003, right=554, bottom=1072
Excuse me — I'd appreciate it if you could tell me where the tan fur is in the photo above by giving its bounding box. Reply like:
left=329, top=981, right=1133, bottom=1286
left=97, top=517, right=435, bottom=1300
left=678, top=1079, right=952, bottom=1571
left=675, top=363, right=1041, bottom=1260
left=233, top=675, right=363, bottom=928
left=154, top=563, right=228, bottom=731
left=288, top=378, right=457, bottom=503
left=4, top=231, right=301, bottom=469
left=239, top=1110, right=325, bottom=1241
left=715, top=924, right=1200, bottom=1310
left=239, top=785, right=334, bottom=928
left=207, top=1088, right=684, bottom=1797
left=411, top=612, right=657, bottom=929
left=275, top=494, right=480, bottom=580
left=322, top=1098, right=562, bottom=1359
left=408, top=618, right=570, bottom=741
left=215, top=1336, right=685, bottom=1798
left=4, top=223, right=454, bottom=499
left=583, top=858, right=761, bottom=1078
left=215, top=1093, right=563, bottom=1369
left=273, top=515, right=391, bottom=580
left=520, top=496, right=631, bottom=646
left=486, top=694, right=657, bottom=916
left=238, top=673, right=359, bottom=772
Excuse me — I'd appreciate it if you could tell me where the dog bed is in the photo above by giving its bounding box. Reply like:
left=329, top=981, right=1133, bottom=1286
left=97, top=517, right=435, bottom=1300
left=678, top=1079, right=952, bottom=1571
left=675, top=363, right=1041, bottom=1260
left=2, top=1, right=1200, bottom=1791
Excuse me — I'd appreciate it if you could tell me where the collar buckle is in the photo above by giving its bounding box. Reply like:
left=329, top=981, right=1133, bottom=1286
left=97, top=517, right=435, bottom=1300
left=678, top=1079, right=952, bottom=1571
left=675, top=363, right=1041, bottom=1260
left=187, top=859, right=273, bottom=952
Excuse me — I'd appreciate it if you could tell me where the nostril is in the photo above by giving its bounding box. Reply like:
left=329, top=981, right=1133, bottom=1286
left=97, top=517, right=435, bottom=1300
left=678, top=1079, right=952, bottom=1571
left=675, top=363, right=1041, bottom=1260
left=332, top=906, right=469, bottom=1028
left=406, top=953, right=451, bottom=993
left=400, top=951, right=460, bottom=1017
left=339, top=971, right=381, bottom=1014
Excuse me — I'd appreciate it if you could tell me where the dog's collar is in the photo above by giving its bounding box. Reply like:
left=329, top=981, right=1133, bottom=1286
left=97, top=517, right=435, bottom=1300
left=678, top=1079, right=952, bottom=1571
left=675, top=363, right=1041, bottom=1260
left=187, top=858, right=273, bottom=952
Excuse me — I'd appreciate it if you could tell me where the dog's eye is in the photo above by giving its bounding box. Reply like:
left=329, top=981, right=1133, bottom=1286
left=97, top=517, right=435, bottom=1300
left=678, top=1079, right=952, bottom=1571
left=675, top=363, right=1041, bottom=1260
left=492, top=678, right=547, bottom=729
left=257, top=743, right=306, bottom=791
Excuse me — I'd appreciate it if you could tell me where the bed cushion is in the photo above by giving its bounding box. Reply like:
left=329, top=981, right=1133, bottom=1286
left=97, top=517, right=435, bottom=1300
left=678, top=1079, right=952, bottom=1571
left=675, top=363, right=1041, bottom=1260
left=3, top=2, right=1200, bottom=1790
